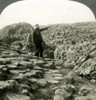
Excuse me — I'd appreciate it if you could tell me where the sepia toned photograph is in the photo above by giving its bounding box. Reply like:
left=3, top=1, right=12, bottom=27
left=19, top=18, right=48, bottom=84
left=0, top=0, right=96, bottom=100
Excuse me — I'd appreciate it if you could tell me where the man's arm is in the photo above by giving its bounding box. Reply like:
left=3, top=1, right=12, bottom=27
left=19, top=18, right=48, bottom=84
left=39, top=27, right=49, bottom=32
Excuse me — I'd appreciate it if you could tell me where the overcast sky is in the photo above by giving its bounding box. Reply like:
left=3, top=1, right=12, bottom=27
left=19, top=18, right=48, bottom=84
left=0, top=0, right=96, bottom=17
left=0, top=0, right=95, bottom=29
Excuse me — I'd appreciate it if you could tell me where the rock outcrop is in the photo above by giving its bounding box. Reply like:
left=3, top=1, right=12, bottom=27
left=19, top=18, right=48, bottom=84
left=0, top=22, right=96, bottom=100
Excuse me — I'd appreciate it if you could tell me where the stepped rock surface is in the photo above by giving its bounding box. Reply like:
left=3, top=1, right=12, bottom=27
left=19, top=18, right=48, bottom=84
left=0, top=22, right=96, bottom=100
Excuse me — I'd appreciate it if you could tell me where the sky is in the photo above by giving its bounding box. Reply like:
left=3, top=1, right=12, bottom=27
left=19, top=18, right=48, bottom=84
left=0, top=0, right=95, bottom=29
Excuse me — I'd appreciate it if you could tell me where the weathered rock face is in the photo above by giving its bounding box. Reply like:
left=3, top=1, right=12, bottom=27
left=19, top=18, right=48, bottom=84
left=11, top=41, right=23, bottom=50
left=0, top=22, right=33, bottom=45
left=75, top=95, right=96, bottom=100
left=54, top=88, right=70, bottom=100
left=54, top=45, right=67, bottom=60
left=0, top=40, right=9, bottom=55
left=44, top=49, right=54, bottom=59
left=0, top=47, right=67, bottom=100
left=0, top=44, right=96, bottom=100
left=74, top=48, right=96, bottom=80
left=1, top=22, right=96, bottom=100
left=54, top=42, right=87, bottom=62
left=6, top=93, right=31, bottom=100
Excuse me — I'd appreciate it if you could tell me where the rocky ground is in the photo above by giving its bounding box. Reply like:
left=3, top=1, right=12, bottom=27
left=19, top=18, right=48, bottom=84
left=0, top=43, right=70, bottom=100
left=0, top=22, right=96, bottom=100
left=0, top=39, right=96, bottom=100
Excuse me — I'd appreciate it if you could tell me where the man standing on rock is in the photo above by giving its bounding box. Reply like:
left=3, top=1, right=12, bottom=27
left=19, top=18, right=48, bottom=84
left=33, top=24, right=48, bottom=57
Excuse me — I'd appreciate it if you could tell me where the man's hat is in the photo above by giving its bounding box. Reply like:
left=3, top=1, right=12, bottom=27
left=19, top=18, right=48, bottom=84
left=34, top=24, right=39, bottom=29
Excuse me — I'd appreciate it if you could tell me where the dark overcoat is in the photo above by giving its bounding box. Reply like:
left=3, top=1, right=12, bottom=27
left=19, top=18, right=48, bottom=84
left=33, top=28, right=48, bottom=47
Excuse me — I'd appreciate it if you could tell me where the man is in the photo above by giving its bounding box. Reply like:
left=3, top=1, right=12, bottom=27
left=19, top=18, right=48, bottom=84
left=33, top=24, right=48, bottom=57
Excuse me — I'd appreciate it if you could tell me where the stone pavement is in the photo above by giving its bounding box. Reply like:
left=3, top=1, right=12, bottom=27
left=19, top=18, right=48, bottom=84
left=0, top=46, right=96, bottom=100
left=0, top=48, right=72, bottom=100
